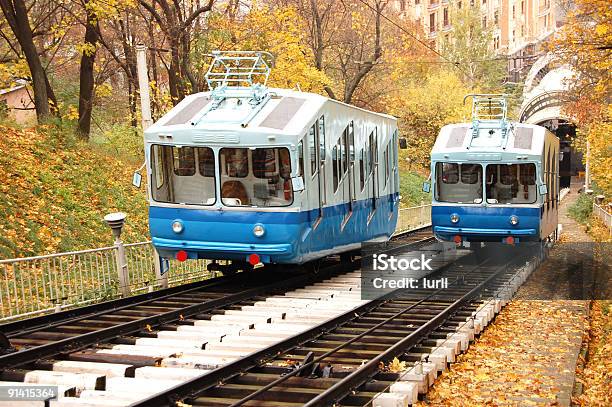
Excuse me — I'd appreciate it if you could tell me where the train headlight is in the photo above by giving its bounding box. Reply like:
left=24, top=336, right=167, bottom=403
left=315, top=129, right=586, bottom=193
left=509, top=215, right=519, bottom=226
left=253, top=224, right=265, bottom=238
left=450, top=214, right=460, bottom=224
left=172, top=220, right=184, bottom=234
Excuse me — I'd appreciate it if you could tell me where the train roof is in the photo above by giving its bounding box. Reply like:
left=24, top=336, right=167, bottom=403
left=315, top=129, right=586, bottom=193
left=431, top=121, right=555, bottom=159
left=144, top=87, right=395, bottom=143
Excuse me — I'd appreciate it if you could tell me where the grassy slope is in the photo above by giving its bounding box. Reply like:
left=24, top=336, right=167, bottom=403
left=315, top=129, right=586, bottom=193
left=0, top=125, right=149, bottom=258
left=399, top=170, right=430, bottom=207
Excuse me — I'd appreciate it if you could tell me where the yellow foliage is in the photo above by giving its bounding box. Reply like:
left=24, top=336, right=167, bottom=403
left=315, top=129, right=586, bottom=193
left=203, top=5, right=332, bottom=94
left=0, top=125, right=148, bottom=258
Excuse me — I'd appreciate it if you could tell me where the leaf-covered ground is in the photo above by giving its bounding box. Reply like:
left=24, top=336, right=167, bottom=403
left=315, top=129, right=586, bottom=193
left=0, top=125, right=149, bottom=258
left=573, top=300, right=612, bottom=406
left=417, top=301, right=588, bottom=406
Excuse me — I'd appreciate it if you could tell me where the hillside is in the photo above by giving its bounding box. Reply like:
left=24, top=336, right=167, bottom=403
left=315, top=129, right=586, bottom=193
left=0, top=125, right=149, bottom=258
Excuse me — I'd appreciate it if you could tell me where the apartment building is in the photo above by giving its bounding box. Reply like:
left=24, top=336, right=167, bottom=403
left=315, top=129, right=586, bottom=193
left=393, top=0, right=564, bottom=80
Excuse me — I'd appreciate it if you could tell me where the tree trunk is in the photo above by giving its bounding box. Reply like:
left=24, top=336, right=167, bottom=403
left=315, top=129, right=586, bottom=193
left=77, top=1, right=99, bottom=139
left=0, top=0, right=51, bottom=122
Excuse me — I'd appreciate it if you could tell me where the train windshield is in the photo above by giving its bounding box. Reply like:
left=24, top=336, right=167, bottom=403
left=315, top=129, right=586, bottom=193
left=435, top=163, right=483, bottom=203
left=150, top=145, right=216, bottom=205
left=219, top=147, right=293, bottom=207
left=486, top=164, right=536, bottom=204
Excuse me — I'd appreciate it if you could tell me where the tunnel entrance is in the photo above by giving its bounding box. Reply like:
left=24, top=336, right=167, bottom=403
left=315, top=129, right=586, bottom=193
left=536, top=119, right=583, bottom=189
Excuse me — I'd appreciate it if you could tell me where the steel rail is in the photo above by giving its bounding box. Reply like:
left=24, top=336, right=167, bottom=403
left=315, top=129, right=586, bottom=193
left=128, top=248, right=484, bottom=407
left=0, top=266, right=344, bottom=369
left=303, top=259, right=519, bottom=406
left=223, top=258, right=495, bottom=407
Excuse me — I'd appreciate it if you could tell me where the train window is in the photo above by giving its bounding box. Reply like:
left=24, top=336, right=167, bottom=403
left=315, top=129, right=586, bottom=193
left=486, top=163, right=536, bottom=204
left=359, top=149, right=365, bottom=191
left=440, top=163, right=459, bottom=184
left=220, top=147, right=293, bottom=207
left=383, top=148, right=388, bottom=188
left=154, top=146, right=164, bottom=189
left=309, top=124, right=317, bottom=176
left=198, top=148, right=215, bottom=177
left=151, top=145, right=216, bottom=206
left=332, top=144, right=339, bottom=192
left=253, top=148, right=277, bottom=178
left=279, top=149, right=291, bottom=180
left=222, top=148, right=248, bottom=178
left=435, top=162, right=481, bottom=203
left=173, top=147, right=196, bottom=176
left=318, top=116, right=326, bottom=164
left=519, top=163, right=535, bottom=185
left=297, top=140, right=304, bottom=177
left=500, top=164, right=518, bottom=185
left=461, top=164, right=481, bottom=184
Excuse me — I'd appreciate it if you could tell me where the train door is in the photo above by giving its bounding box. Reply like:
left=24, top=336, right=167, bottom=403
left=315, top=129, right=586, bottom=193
left=309, top=122, right=323, bottom=227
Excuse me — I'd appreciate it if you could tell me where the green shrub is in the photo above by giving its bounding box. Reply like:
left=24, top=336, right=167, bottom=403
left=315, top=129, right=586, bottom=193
left=568, top=193, right=593, bottom=224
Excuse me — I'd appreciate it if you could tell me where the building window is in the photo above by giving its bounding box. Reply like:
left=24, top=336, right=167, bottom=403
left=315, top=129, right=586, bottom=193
left=482, top=0, right=486, bottom=4
left=512, top=5, right=515, bottom=18
left=521, top=1, right=524, bottom=14
left=415, top=0, right=420, bottom=4
left=457, top=1, right=462, bottom=8
left=443, top=8, right=449, bottom=26
left=494, top=10, right=499, bottom=25
left=482, top=16, right=487, bottom=28
left=400, top=0, right=406, bottom=11
left=429, top=13, right=436, bottom=32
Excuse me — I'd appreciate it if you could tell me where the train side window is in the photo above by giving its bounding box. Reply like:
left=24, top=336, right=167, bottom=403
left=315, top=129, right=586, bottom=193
left=279, top=148, right=291, bottom=180
left=197, top=148, right=215, bottom=177
left=318, top=116, right=326, bottom=164
left=461, top=164, right=481, bottom=184
left=332, top=144, right=339, bottom=192
left=173, top=146, right=196, bottom=176
left=309, top=124, right=317, bottom=176
left=253, top=148, right=277, bottom=178
left=153, top=145, right=164, bottom=189
left=359, top=149, right=365, bottom=191
left=222, top=148, right=248, bottom=178
left=297, top=140, right=304, bottom=177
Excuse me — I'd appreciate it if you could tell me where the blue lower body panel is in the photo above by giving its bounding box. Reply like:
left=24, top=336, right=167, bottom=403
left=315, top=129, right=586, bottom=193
left=432, top=205, right=541, bottom=242
left=149, top=195, right=398, bottom=264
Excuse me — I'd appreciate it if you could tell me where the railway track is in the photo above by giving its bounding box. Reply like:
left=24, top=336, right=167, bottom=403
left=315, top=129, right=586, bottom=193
left=0, top=228, right=440, bottom=406
left=131, top=245, right=542, bottom=407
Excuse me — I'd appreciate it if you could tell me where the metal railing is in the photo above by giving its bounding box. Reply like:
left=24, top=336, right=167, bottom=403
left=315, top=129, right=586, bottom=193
left=395, top=204, right=432, bottom=234
left=0, top=242, right=211, bottom=321
left=593, top=203, right=612, bottom=236
left=1, top=205, right=432, bottom=322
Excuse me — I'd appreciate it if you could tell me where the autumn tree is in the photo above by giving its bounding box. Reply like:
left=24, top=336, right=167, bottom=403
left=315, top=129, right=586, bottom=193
left=0, top=0, right=60, bottom=121
left=138, top=0, right=214, bottom=103
left=275, top=0, right=389, bottom=105
left=553, top=0, right=611, bottom=196
left=439, top=3, right=506, bottom=90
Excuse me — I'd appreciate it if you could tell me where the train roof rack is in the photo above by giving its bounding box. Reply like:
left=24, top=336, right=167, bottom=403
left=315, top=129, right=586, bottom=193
left=191, top=51, right=276, bottom=126
left=205, top=50, right=275, bottom=90
left=463, top=94, right=512, bottom=149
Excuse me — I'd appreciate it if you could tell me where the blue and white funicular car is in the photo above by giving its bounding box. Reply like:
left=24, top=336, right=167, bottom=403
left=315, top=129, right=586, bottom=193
left=426, top=95, right=559, bottom=244
left=142, top=51, right=402, bottom=270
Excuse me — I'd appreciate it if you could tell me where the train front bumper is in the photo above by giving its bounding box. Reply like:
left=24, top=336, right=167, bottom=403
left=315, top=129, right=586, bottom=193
left=152, top=237, right=295, bottom=263
left=434, top=226, right=537, bottom=240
